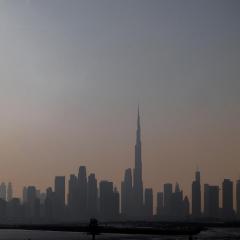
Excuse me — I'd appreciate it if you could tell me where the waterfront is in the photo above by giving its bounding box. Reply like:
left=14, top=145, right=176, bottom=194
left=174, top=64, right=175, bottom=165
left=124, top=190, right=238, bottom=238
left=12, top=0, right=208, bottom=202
left=0, top=228, right=240, bottom=240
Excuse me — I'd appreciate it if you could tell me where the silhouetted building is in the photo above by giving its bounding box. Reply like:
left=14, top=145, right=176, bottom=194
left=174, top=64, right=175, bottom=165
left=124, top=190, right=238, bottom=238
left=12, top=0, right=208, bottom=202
left=222, top=179, right=234, bottom=219
left=22, top=186, right=27, bottom=204
left=203, top=184, right=208, bottom=217
left=0, top=199, right=6, bottom=222
left=113, top=187, right=120, bottom=219
left=54, top=176, right=65, bottom=220
left=7, top=182, right=13, bottom=202
left=0, top=183, right=6, bottom=201
left=192, top=170, right=201, bottom=218
left=78, top=166, right=87, bottom=220
left=38, top=192, right=46, bottom=218
left=183, top=196, right=190, bottom=218
left=204, top=184, right=219, bottom=219
left=26, top=186, right=39, bottom=222
left=121, top=168, right=133, bottom=218
left=144, top=188, right=153, bottom=219
left=163, top=183, right=173, bottom=217
left=156, top=192, right=164, bottom=217
left=171, top=183, right=184, bottom=219
left=68, top=174, right=78, bottom=220
left=237, top=179, right=240, bottom=217
left=87, top=173, right=98, bottom=218
left=45, top=187, right=54, bottom=222
left=132, top=107, right=143, bottom=218
left=99, top=181, right=114, bottom=221
left=39, top=192, right=46, bottom=204
left=7, top=198, right=23, bottom=222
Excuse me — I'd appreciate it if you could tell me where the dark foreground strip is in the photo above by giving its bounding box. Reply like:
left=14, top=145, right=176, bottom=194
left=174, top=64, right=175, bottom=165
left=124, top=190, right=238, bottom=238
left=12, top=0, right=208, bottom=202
left=0, top=224, right=204, bottom=236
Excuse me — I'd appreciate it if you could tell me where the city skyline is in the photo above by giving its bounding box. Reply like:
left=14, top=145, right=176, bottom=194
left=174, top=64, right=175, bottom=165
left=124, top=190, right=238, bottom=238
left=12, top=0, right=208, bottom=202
left=0, top=107, right=240, bottom=210
left=0, top=0, right=240, bottom=209
left=0, top=109, right=240, bottom=222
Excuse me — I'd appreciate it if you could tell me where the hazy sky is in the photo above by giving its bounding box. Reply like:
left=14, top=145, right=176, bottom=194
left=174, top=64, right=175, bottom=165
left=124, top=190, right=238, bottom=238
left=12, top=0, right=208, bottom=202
left=0, top=0, right=240, bottom=204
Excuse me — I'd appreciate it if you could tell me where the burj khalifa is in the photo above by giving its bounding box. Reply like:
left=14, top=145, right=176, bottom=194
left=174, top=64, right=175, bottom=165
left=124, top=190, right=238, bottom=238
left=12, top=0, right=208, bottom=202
left=133, top=106, right=143, bottom=217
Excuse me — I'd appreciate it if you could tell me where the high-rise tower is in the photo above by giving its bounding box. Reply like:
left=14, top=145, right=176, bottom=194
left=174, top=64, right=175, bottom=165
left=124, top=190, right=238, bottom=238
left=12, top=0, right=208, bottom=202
left=54, top=176, right=65, bottom=220
left=7, top=182, right=13, bottom=202
left=78, top=166, right=87, bottom=220
left=222, top=179, right=234, bottom=219
left=133, top=106, right=143, bottom=217
left=192, top=170, right=201, bottom=218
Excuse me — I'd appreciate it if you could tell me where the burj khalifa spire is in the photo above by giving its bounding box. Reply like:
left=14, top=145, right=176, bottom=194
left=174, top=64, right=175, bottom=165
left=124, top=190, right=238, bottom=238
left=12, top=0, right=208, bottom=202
left=133, top=105, right=143, bottom=217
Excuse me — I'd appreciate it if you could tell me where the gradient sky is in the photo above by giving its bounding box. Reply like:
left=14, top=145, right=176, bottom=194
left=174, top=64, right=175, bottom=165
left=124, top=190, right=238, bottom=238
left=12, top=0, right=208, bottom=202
left=0, top=0, right=240, bottom=207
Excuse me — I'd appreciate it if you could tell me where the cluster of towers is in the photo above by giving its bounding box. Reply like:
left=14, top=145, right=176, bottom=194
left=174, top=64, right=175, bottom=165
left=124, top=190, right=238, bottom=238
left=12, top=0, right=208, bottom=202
left=44, top=169, right=120, bottom=222
left=0, top=109, right=240, bottom=223
left=190, top=172, right=238, bottom=221
left=155, top=171, right=240, bottom=221
left=0, top=171, right=120, bottom=223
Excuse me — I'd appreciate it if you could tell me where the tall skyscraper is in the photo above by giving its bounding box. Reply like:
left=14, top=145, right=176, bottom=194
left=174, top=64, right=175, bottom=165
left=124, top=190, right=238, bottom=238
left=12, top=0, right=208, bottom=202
left=183, top=196, right=190, bottom=218
left=99, top=180, right=114, bottom=220
left=78, top=166, right=87, bottom=219
left=171, top=183, right=184, bottom=219
left=87, top=173, right=98, bottom=218
left=222, top=179, right=234, bottom=219
left=156, top=192, right=164, bottom=217
left=133, top=106, right=143, bottom=218
left=121, top=168, right=133, bottom=218
left=237, top=179, right=240, bottom=217
left=22, top=186, right=28, bottom=204
left=26, top=186, right=39, bottom=221
left=0, top=197, right=6, bottom=221
left=163, top=183, right=173, bottom=217
left=7, top=197, right=22, bottom=222
left=113, top=187, right=120, bottom=219
left=144, top=188, right=153, bottom=218
left=54, top=176, right=65, bottom=219
left=203, top=184, right=209, bottom=217
left=45, top=187, right=54, bottom=221
left=192, top=170, right=201, bottom=218
left=204, top=184, right=219, bottom=219
left=0, top=183, right=6, bottom=201
left=7, top=182, right=13, bottom=202
left=68, top=174, right=78, bottom=220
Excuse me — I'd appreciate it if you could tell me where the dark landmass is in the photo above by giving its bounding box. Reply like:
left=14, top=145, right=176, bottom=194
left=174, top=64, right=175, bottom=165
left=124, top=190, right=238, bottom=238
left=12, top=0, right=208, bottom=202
left=1, top=221, right=240, bottom=237
left=0, top=222, right=210, bottom=236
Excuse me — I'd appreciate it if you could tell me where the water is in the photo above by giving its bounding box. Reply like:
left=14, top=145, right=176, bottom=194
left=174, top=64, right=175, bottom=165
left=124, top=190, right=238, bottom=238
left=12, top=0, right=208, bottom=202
left=0, top=228, right=239, bottom=240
